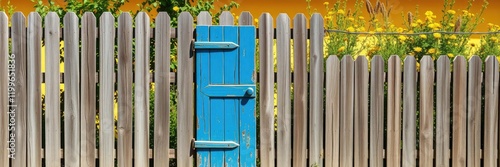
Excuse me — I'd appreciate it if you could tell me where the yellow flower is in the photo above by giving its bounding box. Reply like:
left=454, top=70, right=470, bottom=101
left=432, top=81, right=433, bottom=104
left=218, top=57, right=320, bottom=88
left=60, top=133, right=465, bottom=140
left=325, top=16, right=332, bottom=20
left=428, top=48, right=436, bottom=54
left=447, top=53, right=454, bottom=58
left=173, top=6, right=180, bottom=12
left=376, top=27, right=384, bottom=32
left=411, top=23, right=418, bottom=27
left=490, top=37, right=499, bottom=42
left=356, top=27, right=366, bottom=31
left=369, top=31, right=375, bottom=35
left=416, top=19, right=423, bottom=24
left=337, top=9, right=345, bottom=15
left=419, top=34, right=427, bottom=39
left=425, top=11, right=434, bottom=16
left=396, top=27, right=404, bottom=33
left=448, top=23, right=455, bottom=27
left=348, top=17, right=354, bottom=21
left=359, top=16, right=365, bottom=20
left=449, top=35, right=457, bottom=40
left=414, top=47, right=423, bottom=52
left=346, top=26, right=355, bottom=32
left=433, top=33, right=442, bottom=39
left=328, top=11, right=334, bottom=15
left=254, top=18, right=259, bottom=23
left=338, top=46, right=345, bottom=52
left=447, top=10, right=456, bottom=15
left=323, top=2, right=329, bottom=5
left=398, top=35, right=407, bottom=42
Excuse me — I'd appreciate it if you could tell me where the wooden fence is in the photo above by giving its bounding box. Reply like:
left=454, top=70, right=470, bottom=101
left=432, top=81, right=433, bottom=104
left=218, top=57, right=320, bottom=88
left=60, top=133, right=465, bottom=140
left=1, top=10, right=499, bottom=167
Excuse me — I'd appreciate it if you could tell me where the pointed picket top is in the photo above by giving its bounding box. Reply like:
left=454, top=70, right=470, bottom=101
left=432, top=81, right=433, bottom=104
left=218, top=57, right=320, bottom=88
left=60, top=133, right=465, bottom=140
left=437, top=55, right=451, bottom=64
left=156, top=12, right=170, bottom=23
left=420, top=56, right=434, bottom=71
left=219, top=11, right=233, bottom=25
left=64, top=12, right=77, bottom=22
left=197, top=11, right=211, bottom=25
left=469, top=55, right=481, bottom=63
left=119, top=12, right=132, bottom=21
left=0, top=11, right=6, bottom=20
left=259, top=13, right=273, bottom=28
left=388, top=55, right=401, bottom=65
left=277, top=13, right=290, bottom=26
left=355, top=55, right=368, bottom=62
left=179, top=11, right=194, bottom=27
left=371, top=55, right=383, bottom=65
left=485, top=55, right=499, bottom=65
left=238, top=11, right=253, bottom=25
left=12, top=11, right=25, bottom=21
left=100, top=12, right=114, bottom=25
left=327, top=55, right=340, bottom=65
left=28, top=11, right=41, bottom=22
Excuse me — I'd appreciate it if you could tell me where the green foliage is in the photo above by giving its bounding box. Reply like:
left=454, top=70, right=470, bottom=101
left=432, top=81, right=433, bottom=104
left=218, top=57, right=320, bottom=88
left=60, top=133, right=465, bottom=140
left=0, top=0, right=15, bottom=16
left=32, top=0, right=126, bottom=18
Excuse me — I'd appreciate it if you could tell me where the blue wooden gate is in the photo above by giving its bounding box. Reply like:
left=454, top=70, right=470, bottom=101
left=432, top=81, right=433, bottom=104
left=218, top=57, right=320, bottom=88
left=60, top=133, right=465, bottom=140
left=194, top=25, right=256, bottom=167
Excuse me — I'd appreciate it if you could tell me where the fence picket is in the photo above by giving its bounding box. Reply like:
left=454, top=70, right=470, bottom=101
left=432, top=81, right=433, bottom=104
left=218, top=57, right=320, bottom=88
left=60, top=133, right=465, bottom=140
left=387, top=56, right=401, bottom=167
left=134, top=12, right=150, bottom=167
left=467, top=56, right=482, bottom=167
left=436, top=56, right=451, bottom=167
left=99, top=12, right=115, bottom=167
left=0, top=12, right=7, bottom=167
left=309, top=13, right=324, bottom=167
left=220, top=11, right=233, bottom=25
left=259, top=13, right=275, bottom=167
left=484, top=56, right=499, bottom=166
left=64, top=12, right=81, bottom=167
left=117, top=12, right=133, bottom=167
left=11, top=12, right=27, bottom=167
left=154, top=12, right=171, bottom=167
left=45, top=12, right=61, bottom=167
left=419, top=56, right=434, bottom=166
left=452, top=56, right=467, bottom=167
left=238, top=12, right=253, bottom=25
left=369, top=56, right=384, bottom=167
left=340, top=56, right=354, bottom=167
left=292, top=13, right=308, bottom=167
left=354, top=56, right=368, bottom=167
left=276, top=13, right=291, bottom=167
left=177, top=12, right=194, bottom=167
left=403, top=56, right=416, bottom=167
left=80, top=12, right=96, bottom=167
left=325, top=56, right=340, bottom=167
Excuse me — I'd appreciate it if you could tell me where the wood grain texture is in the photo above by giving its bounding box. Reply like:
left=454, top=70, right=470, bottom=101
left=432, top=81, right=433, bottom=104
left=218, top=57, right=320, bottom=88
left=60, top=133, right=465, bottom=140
left=369, top=56, right=384, bottom=167
left=80, top=12, right=96, bottom=167
left=197, top=11, right=212, bottom=25
left=219, top=11, right=233, bottom=25
left=452, top=56, right=466, bottom=167
left=325, top=56, right=340, bottom=167
left=402, top=56, right=416, bottom=167
left=177, top=12, right=194, bottom=167
left=63, top=12, right=80, bottom=167
left=44, top=12, right=61, bottom=167
left=134, top=12, right=150, bottom=167
left=259, top=13, right=275, bottom=167
left=117, top=12, right=133, bottom=167
left=154, top=12, right=171, bottom=167
left=419, top=56, right=434, bottom=167
left=238, top=12, right=253, bottom=25
left=483, top=56, right=499, bottom=167
left=467, top=56, right=482, bottom=167
left=340, top=56, right=354, bottom=167
left=386, top=55, right=401, bottom=167
left=354, top=56, right=368, bottom=167
left=309, top=13, right=324, bottom=167
left=292, top=13, right=307, bottom=167
left=436, top=56, right=451, bottom=167
left=27, top=12, right=42, bottom=167
left=99, top=12, right=115, bottom=167
left=0, top=12, right=8, bottom=167
left=11, top=12, right=27, bottom=167
left=276, top=13, right=291, bottom=167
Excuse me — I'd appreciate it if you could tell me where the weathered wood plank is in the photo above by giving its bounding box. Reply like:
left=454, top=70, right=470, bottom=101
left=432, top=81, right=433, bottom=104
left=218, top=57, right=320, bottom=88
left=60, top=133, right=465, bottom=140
left=354, top=56, right=368, bottom=167
left=309, top=13, right=324, bottom=167
left=292, top=13, right=307, bottom=167
left=467, top=56, right=482, bottom=167
left=219, top=11, right=233, bottom=25
left=419, top=56, right=434, bottom=167
left=11, top=12, right=27, bottom=167
left=369, top=56, right=384, bottom=167
left=64, top=12, right=81, bottom=167
left=452, top=56, right=467, bottom=167
left=99, top=12, right=115, bottom=167
left=276, top=13, right=291, bottom=167
left=154, top=12, right=171, bottom=167
left=483, top=56, right=498, bottom=166
left=134, top=12, right=150, bottom=167
left=340, top=56, right=354, bottom=167
left=177, top=12, right=194, bottom=167
left=325, top=56, right=340, bottom=167
left=436, top=56, right=451, bottom=167
left=0, top=12, right=8, bottom=167
left=387, top=55, right=401, bottom=167
left=238, top=11, right=253, bottom=25
left=80, top=12, right=96, bottom=167
left=259, top=12, right=275, bottom=167
left=117, top=12, right=133, bottom=167
left=403, top=56, right=416, bottom=167
left=27, top=12, right=42, bottom=167
left=45, top=12, right=61, bottom=167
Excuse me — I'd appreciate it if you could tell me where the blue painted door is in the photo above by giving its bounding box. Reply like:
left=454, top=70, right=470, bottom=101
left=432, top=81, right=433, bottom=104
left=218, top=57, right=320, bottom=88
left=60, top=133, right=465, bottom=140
left=195, top=25, right=256, bottom=167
